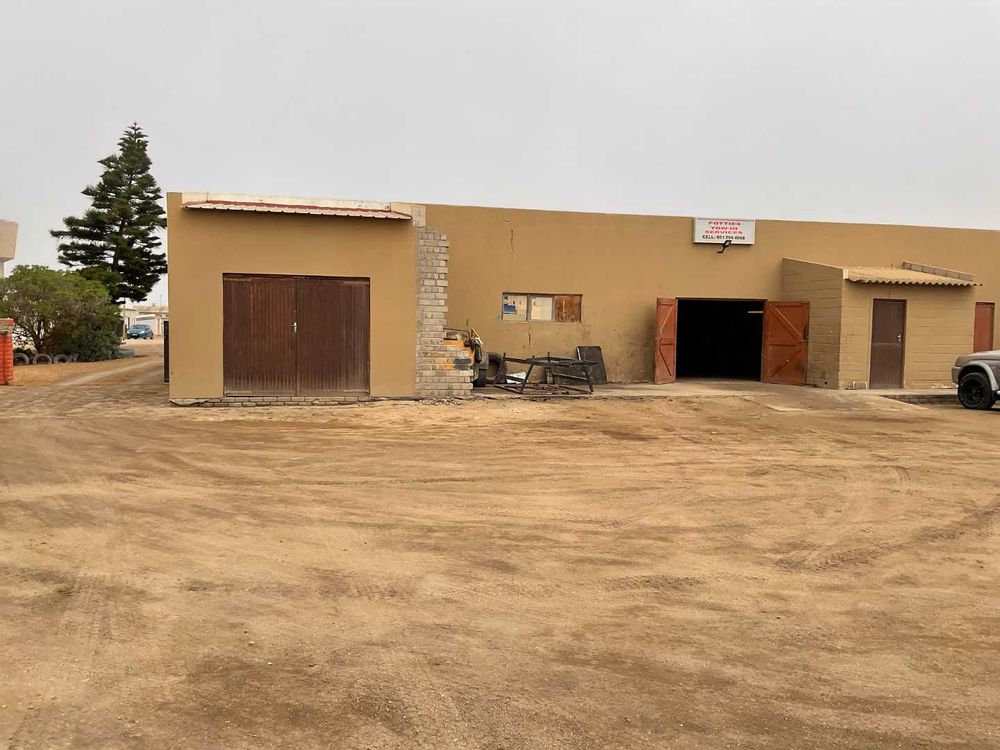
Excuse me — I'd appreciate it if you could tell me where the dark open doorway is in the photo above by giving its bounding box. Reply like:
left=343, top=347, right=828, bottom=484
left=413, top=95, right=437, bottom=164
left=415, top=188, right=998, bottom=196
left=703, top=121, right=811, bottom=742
left=676, top=299, right=765, bottom=379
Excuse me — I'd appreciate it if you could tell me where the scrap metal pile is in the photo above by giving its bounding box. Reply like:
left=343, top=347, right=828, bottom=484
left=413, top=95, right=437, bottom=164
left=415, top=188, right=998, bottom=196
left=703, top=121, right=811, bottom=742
left=494, top=354, right=598, bottom=395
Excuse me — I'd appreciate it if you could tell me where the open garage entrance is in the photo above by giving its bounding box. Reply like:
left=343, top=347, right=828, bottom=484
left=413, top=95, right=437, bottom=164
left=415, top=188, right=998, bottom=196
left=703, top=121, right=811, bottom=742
left=655, top=298, right=809, bottom=385
left=676, top=299, right=764, bottom=379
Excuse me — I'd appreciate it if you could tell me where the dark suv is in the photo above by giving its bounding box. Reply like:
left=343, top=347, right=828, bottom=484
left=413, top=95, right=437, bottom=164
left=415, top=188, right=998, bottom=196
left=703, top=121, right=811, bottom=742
left=953, top=351, right=1000, bottom=409
left=126, top=324, right=154, bottom=340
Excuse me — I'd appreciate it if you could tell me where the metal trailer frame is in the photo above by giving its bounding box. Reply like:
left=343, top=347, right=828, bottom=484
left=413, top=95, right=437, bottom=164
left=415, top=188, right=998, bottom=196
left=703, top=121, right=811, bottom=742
left=494, top=354, right=597, bottom=395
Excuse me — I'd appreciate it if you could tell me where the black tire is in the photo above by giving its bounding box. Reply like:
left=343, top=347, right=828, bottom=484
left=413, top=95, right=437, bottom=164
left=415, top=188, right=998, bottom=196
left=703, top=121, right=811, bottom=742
left=12, top=353, right=30, bottom=366
left=958, top=371, right=995, bottom=410
left=472, top=363, right=488, bottom=388
left=32, top=353, right=53, bottom=365
left=483, top=352, right=505, bottom=385
left=52, top=354, right=70, bottom=364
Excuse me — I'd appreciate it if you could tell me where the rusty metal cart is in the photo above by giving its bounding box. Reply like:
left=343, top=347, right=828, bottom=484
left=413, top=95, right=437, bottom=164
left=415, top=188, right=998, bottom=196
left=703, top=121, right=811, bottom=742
left=494, top=354, right=597, bottom=395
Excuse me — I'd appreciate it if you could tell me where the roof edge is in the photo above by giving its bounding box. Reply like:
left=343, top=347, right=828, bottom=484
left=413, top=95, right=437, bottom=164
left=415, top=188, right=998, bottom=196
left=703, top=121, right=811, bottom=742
left=180, top=192, right=394, bottom=212
left=902, top=261, right=975, bottom=282
left=845, top=266, right=978, bottom=287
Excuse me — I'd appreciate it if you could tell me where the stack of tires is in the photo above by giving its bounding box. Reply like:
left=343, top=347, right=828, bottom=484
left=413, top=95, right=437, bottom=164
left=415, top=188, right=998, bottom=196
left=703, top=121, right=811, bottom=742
left=12, top=351, right=80, bottom=366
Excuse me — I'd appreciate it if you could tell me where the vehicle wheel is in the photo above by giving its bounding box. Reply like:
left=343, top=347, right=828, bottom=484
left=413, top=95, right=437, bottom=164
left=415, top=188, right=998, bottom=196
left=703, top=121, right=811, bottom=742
left=958, top=371, right=995, bottom=410
left=483, top=352, right=505, bottom=385
left=32, top=353, right=53, bottom=365
left=472, top=363, right=488, bottom=388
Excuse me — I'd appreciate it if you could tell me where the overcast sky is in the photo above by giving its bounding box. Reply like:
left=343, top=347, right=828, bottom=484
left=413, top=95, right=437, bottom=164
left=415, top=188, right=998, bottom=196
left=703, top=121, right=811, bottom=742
left=3, top=0, right=1000, bottom=303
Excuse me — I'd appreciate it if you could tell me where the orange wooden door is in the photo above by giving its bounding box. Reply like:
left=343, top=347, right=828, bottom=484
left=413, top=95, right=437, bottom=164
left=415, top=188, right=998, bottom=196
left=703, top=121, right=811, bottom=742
left=974, top=302, right=994, bottom=352
left=655, top=298, right=678, bottom=384
left=762, top=301, right=809, bottom=385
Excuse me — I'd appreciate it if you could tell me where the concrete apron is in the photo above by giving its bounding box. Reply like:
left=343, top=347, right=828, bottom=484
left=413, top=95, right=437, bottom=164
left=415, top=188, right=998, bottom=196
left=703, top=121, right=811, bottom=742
left=474, top=379, right=959, bottom=409
left=171, top=380, right=958, bottom=409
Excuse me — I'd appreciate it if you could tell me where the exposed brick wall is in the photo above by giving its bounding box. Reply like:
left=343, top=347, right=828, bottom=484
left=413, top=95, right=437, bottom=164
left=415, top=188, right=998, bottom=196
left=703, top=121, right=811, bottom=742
left=416, top=229, right=472, bottom=397
left=0, top=319, right=13, bottom=386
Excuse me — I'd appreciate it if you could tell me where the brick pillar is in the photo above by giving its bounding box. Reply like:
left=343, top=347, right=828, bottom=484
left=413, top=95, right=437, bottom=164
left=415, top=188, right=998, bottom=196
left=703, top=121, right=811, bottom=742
left=416, top=229, right=472, bottom=397
left=0, top=318, right=13, bottom=386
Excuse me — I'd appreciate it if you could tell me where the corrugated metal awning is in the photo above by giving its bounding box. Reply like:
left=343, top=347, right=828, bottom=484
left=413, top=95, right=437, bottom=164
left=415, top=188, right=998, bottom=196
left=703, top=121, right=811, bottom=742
left=181, top=193, right=412, bottom=220
left=845, top=266, right=976, bottom=287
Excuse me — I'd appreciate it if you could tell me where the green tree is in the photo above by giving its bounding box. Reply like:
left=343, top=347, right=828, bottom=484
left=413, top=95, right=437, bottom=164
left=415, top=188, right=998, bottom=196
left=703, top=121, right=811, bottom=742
left=51, top=123, right=166, bottom=304
left=0, top=265, right=121, bottom=360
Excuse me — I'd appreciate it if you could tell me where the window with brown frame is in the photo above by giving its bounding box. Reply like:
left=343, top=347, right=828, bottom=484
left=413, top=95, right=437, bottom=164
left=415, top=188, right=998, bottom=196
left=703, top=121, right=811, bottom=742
left=502, top=293, right=582, bottom=322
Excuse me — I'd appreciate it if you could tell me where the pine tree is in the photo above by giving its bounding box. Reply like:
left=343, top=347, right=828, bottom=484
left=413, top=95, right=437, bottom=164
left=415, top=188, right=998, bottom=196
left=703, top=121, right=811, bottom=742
left=51, top=123, right=167, bottom=304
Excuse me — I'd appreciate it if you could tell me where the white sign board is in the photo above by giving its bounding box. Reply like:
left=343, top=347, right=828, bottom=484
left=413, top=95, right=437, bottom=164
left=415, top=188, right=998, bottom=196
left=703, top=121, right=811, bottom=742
left=693, top=218, right=755, bottom=245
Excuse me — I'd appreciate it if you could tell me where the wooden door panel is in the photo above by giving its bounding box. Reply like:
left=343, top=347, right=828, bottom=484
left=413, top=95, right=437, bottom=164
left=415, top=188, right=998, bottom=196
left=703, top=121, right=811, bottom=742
left=296, top=278, right=370, bottom=395
left=974, top=302, right=994, bottom=352
left=223, top=275, right=297, bottom=395
left=762, top=301, right=809, bottom=385
left=870, top=299, right=905, bottom=388
left=655, top=298, right=677, bottom=384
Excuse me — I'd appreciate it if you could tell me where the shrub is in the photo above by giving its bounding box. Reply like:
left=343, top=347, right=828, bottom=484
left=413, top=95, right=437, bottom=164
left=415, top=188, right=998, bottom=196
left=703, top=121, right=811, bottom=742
left=0, top=265, right=122, bottom=360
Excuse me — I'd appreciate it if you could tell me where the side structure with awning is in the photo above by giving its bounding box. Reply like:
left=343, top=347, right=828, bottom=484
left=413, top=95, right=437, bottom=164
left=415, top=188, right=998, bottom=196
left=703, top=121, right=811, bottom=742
left=782, top=259, right=978, bottom=389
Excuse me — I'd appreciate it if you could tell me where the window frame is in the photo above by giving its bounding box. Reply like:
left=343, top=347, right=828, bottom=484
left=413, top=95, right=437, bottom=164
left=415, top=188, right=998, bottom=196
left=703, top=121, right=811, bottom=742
left=501, top=292, right=582, bottom=323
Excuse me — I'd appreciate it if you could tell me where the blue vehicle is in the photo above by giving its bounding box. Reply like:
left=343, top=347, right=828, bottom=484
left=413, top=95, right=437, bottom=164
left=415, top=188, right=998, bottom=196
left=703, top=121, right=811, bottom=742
left=126, top=324, right=154, bottom=340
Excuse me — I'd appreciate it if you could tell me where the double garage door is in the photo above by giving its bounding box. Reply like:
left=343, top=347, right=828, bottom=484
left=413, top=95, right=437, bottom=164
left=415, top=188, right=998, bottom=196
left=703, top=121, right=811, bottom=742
left=223, top=274, right=370, bottom=396
left=654, top=298, right=810, bottom=385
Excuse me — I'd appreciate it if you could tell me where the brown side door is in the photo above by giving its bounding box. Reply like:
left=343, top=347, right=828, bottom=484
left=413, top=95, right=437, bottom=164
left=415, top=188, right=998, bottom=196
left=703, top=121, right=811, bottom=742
left=296, top=277, right=370, bottom=395
left=762, top=301, right=809, bottom=385
left=655, top=297, right=677, bottom=384
left=223, top=275, right=297, bottom=395
left=974, top=302, right=995, bottom=352
left=870, top=299, right=906, bottom=388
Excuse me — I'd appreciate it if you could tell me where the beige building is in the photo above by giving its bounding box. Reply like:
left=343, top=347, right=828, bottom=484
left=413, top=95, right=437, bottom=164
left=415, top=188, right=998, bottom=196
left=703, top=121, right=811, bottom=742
left=166, top=192, right=999, bottom=404
left=0, top=220, right=16, bottom=278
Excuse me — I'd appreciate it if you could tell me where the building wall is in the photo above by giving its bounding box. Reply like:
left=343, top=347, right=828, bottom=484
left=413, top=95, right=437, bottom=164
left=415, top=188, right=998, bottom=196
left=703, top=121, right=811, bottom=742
left=166, top=193, right=418, bottom=399
left=0, top=220, right=17, bottom=279
left=425, top=204, right=1000, bottom=382
left=781, top=259, right=844, bottom=388
left=839, top=283, right=975, bottom=389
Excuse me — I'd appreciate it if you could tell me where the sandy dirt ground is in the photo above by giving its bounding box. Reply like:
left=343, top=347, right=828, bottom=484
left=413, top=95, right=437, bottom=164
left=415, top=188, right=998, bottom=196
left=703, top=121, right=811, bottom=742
left=10, top=339, right=164, bottom=387
left=0, top=354, right=998, bottom=749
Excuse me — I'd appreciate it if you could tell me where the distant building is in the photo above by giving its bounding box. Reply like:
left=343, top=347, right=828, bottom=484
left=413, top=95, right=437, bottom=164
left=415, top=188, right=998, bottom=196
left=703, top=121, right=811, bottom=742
left=0, top=220, right=16, bottom=277
left=122, top=304, right=169, bottom=336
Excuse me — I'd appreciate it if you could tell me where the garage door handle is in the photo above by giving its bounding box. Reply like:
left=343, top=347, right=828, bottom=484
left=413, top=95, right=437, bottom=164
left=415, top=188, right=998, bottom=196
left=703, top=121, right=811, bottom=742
left=292, top=321, right=298, bottom=334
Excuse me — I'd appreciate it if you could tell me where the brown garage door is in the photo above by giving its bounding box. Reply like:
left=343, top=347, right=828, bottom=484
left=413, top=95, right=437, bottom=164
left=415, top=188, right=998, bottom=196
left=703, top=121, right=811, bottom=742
left=223, top=275, right=297, bottom=395
left=223, top=274, right=370, bottom=396
left=296, top=277, right=370, bottom=395
left=870, top=299, right=905, bottom=389
left=974, top=302, right=994, bottom=352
